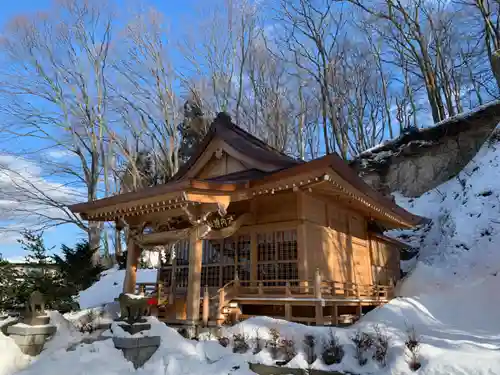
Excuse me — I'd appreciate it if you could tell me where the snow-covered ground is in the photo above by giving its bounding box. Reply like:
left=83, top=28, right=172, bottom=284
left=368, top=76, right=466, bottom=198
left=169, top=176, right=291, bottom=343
left=78, top=267, right=157, bottom=309
left=3, top=137, right=500, bottom=375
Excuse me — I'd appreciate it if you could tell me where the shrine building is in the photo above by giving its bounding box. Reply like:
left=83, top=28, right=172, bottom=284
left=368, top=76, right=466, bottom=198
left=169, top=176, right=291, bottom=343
left=69, top=112, right=426, bottom=326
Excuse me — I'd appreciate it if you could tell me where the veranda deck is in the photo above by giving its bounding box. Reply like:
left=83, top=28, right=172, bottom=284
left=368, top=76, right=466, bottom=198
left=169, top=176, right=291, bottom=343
left=135, top=270, right=394, bottom=326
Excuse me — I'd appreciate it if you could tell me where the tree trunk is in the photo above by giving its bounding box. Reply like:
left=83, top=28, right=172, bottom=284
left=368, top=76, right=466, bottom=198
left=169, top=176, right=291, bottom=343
left=115, top=227, right=122, bottom=258
left=493, top=50, right=500, bottom=90
left=88, top=221, right=102, bottom=266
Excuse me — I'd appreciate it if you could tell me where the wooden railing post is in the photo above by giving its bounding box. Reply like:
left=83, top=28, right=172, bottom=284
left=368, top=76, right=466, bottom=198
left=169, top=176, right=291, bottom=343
left=285, top=282, right=292, bottom=297
left=157, top=283, right=163, bottom=303
left=234, top=273, right=240, bottom=294
left=389, top=278, right=395, bottom=299
left=332, top=304, right=338, bottom=326
left=285, top=304, right=292, bottom=321
left=139, top=284, right=146, bottom=295
left=202, top=285, right=209, bottom=327
left=314, top=268, right=322, bottom=299
left=169, top=271, right=176, bottom=305
left=356, top=284, right=362, bottom=319
left=258, top=281, right=264, bottom=296
left=314, top=269, right=323, bottom=325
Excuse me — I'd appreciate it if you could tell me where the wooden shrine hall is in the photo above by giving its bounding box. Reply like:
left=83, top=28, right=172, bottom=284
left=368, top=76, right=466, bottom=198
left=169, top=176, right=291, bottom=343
left=69, top=112, right=426, bottom=326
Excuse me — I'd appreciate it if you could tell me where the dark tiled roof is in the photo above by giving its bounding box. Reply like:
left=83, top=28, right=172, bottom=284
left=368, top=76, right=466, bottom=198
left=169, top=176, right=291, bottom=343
left=171, top=112, right=301, bottom=181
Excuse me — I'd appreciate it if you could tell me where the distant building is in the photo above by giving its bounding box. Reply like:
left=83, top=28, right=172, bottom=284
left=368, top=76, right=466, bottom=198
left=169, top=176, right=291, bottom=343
left=9, top=262, right=59, bottom=281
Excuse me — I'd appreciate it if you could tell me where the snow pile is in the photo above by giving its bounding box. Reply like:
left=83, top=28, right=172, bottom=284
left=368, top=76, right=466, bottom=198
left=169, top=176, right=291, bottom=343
left=42, top=311, right=84, bottom=353
left=0, top=328, right=31, bottom=375
left=13, top=316, right=253, bottom=375
left=78, top=267, right=157, bottom=309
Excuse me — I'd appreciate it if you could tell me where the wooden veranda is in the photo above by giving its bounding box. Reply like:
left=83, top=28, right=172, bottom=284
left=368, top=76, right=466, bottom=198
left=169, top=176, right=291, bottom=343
left=136, top=268, right=394, bottom=326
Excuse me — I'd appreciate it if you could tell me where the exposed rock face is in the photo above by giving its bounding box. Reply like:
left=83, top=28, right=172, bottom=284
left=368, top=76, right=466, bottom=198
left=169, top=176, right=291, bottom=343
left=351, top=101, right=500, bottom=197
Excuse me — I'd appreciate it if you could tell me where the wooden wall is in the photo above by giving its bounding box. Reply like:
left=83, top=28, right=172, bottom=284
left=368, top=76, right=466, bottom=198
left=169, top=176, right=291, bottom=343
left=251, top=192, right=298, bottom=224
left=297, top=192, right=376, bottom=285
left=196, top=154, right=247, bottom=180
left=369, top=235, right=401, bottom=284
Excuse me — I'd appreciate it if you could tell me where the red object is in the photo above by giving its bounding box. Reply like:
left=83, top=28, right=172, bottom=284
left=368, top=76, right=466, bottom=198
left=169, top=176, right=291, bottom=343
left=147, top=297, right=158, bottom=306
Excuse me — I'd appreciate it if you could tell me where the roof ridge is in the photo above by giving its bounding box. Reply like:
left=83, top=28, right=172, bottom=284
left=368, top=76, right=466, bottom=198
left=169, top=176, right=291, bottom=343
left=212, top=112, right=301, bottom=162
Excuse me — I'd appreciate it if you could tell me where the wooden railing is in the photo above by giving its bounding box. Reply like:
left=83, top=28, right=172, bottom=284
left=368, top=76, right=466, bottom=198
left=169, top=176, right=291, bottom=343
left=137, top=269, right=394, bottom=326
left=215, top=274, right=393, bottom=302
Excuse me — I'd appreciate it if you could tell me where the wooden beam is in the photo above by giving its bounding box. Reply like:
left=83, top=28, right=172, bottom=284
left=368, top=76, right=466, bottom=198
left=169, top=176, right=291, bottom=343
left=184, top=192, right=231, bottom=210
left=125, top=208, right=187, bottom=226
left=137, top=228, right=192, bottom=246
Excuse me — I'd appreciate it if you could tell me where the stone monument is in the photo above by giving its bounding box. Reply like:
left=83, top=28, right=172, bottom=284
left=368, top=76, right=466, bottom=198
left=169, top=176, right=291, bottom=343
left=112, top=293, right=160, bottom=368
left=115, top=293, right=151, bottom=333
left=6, top=291, right=57, bottom=356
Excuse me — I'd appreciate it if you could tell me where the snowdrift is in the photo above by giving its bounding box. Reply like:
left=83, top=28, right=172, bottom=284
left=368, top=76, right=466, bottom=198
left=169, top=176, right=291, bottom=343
left=78, top=267, right=156, bottom=309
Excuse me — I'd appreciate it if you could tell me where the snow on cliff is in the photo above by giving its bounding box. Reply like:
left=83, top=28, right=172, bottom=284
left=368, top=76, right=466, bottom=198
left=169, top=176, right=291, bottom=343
left=389, top=134, right=500, bottom=296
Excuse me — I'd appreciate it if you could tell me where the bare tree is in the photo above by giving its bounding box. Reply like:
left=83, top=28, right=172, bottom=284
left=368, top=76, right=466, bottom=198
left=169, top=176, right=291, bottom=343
left=242, top=35, right=296, bottom=153
left=277, top=0, right=348, bottom=156
left=456, top=0, right=500, bottom=89
left=0, top=0, right=115, bottom=263
left=113, top=6, right=181, bottom=186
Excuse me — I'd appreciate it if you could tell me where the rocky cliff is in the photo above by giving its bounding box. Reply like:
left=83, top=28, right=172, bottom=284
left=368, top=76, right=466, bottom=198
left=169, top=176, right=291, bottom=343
left=351, top=100, right=500, bottom=197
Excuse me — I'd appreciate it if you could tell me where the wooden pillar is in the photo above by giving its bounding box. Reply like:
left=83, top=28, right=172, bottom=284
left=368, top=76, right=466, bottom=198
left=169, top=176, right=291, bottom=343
left=123, top=236, right=141, bottom=294
left=314, top=268, right=323, bottom=325
left=285, top=303, right=292, bottom=321
left=332, top=304, right=338, bottom=326
left=202, top=285, right=209, bottom=327
left=186, top=229, right=203, bottom=323
left=314, top=268, right=322, bottom=299
left=296, top=192, right=309, bottom=293
left=315, top=301, right=324, bottom=326
left=218, top=288, right=225, bottom=323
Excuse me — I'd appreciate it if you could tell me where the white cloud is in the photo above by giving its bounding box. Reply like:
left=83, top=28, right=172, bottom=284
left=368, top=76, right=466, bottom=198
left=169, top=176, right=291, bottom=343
left=0, top=153, right=86, bottom=245
left=45, top=149, right=75, bottom=160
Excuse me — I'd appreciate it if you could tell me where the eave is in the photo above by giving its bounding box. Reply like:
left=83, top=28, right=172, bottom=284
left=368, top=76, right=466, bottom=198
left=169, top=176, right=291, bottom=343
left=68, top=179, right=246, bottom=221
left=68, top=154, right=427, bottom=229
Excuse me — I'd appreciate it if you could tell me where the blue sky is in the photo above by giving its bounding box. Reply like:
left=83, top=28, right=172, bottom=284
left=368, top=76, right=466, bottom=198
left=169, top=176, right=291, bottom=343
left=0, top=0, right=200, bottom=261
